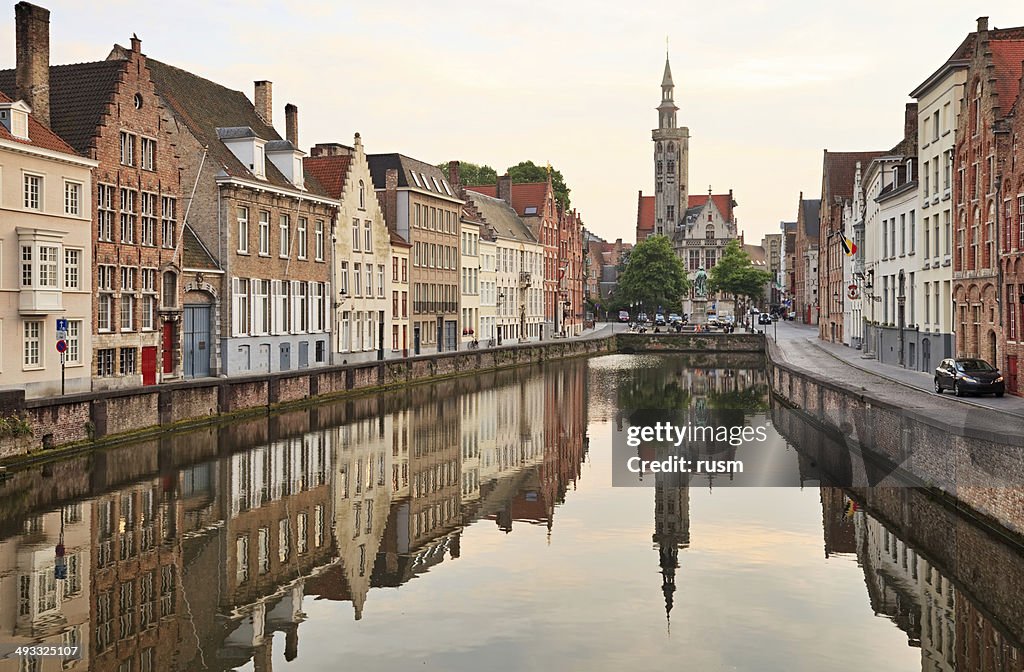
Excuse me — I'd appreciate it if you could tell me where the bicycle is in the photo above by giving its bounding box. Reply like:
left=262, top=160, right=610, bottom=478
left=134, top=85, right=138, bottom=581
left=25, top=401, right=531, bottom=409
left=468, top=339, right=480, bottom=350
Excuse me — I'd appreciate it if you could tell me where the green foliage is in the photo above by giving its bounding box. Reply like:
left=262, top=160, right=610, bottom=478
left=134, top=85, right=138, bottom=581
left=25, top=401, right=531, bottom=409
left=0, top=413, right=32, bottom=439
left=437, top=161, right=498, bottom=186
left=617, top=235, right=689, bottom=313
left=506, top=160, right=571, bottom=209
left=708, top=240, right=773, bottom=301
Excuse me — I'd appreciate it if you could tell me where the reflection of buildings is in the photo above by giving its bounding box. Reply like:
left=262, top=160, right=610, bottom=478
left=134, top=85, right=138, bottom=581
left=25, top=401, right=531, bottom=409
left=653, top=465, right=689, bottom=627
left=0, top=505, right=92, bottom=671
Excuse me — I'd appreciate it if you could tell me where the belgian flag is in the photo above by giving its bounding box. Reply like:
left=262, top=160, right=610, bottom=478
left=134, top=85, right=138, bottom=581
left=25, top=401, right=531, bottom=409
left=840, top=236, right=857, bottom=257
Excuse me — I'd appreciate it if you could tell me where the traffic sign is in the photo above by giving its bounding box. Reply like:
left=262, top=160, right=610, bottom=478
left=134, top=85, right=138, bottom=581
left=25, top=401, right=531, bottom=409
left=55, top=318, right=68, bottom=332
left=55, top=339, right=68, bottom=354
left=56, top=330, right=67, bottom=340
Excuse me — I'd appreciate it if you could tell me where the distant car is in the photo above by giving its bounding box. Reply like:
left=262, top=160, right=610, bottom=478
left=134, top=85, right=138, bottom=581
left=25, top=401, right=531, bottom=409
left=655, top=313, right=666, bottom=326
left=618, top=310, right=630, bottom=323
left=668, top=313, right=682, bottom=324
left=723, top=315, right=735, bottom=326
left=638, top=312, right=649, bottom=323
left=934, top=357, right=1005, bottom=397
left=758, top=313, right=772, bottom=325
left=787, top=311, right=796, bottom=321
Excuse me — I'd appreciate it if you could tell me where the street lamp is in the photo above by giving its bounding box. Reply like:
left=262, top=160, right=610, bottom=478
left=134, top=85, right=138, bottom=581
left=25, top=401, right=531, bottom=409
left=497, top=291, right=506, bottom=345
left=897, top=269, right=906, bottom=367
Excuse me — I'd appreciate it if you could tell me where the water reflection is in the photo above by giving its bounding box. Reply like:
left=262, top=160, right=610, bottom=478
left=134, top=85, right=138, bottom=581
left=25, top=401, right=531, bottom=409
left=0, top=355, right=1021, bottom=670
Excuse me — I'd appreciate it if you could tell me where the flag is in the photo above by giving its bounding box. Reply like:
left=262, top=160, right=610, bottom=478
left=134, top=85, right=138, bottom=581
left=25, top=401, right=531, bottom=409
left=841, top=236, right=857, bottom=256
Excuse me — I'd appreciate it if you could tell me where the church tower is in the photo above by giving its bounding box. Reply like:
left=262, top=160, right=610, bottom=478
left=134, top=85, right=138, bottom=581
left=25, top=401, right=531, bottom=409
left=652, top=52, right=690, bottom=238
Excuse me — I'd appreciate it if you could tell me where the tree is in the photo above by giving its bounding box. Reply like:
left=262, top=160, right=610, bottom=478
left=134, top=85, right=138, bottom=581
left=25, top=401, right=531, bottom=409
left=438, top=161, right=497, bottom=186
left=506, top=160, right=571, bottom=208
left=617, top=235, right=689, bottom=314
left=708, top=240, right=773, bottom=314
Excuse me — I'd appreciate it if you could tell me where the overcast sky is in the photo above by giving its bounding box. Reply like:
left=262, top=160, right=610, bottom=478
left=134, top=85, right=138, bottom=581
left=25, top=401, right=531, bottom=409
left=3, top=1, right=1022, bottom=244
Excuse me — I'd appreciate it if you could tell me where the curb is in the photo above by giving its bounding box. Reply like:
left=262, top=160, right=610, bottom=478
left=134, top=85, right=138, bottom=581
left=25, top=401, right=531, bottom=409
left=805, top=338, right=1024, bottom=421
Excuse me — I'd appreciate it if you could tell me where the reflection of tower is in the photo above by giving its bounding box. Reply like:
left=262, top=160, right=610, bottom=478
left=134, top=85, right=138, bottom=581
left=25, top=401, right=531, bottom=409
left=653, top=464, right=690, bottom=628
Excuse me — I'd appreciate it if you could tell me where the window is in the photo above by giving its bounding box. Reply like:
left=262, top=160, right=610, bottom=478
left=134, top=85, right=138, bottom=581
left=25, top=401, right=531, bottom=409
left=23, top=321, right=41, bottom=368
left=297, top=217, right=308, bottom=259
left=339, top=261, right=349, bottom=296
left=64, top=181, right=82, bottom=216
left=97, top=348, right=115, bottom=376
left=353, top=263, right=362, bottom=297
left=66, top=320, right=81, bottom=364
left=140, top=137, right=155, bottom=171
left=119, top=347, right=136, bottom=375
left=120, top=294, right=134, bottom=332
left=279, top=215, right=290, bottom=257
left=98, top=294, right=113, bottom=332
left=402, top=258, right=407, bottom=282
left=119, top=131, right=135, bottom=166
left=23, top=173, right=41, bottom=210
left=393, top=257, right=399, bottom=282
left=258, top=528, right=270, bottom=574
left=161, top=197, right=176, bottom=249
left=162, top=271, right=177, bottom=308
left=233, top=278, right=250, bottom=335
left=378, top=265, right=385, bottom=297
left=120, top=188, right=136, bottom=244
left=98, top=184, right=115, bottom=241
left=141, top=192, right=157, bottom=245
left=358, top=180, right=366, bottom=209
left=236, top=536, right=249, bottom=584
left=142, top=295, right=156, bottom=331
left=258, top=211, right=270, bottom=255
left=253, top=279, right=269, bottom=335
left=315, top=219, right=325, bottom=260
left=364, top=220, right=372, bottom=252
left=352, top=218, right=360, bottom=251
left=64, top=248, right=80, bottom=289
left=237, top=206, right=249, bottom=253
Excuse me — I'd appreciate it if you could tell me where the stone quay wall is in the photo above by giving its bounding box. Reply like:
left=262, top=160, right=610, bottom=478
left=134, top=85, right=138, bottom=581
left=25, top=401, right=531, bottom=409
left=0, top=336, right=615, bottom=464
left=766, top=337, right=1024, bottom=539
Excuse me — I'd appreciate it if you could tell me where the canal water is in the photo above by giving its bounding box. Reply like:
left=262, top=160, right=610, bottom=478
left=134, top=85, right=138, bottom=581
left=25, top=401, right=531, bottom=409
left=1, top=353, right=1021, bottom=671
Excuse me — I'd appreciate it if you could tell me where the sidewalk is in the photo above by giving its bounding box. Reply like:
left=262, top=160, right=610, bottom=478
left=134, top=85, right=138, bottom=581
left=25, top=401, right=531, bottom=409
left=770, top=320, right=1024, bottom=433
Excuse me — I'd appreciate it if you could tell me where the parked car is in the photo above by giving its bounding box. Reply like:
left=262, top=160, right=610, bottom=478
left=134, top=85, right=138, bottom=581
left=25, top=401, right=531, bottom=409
left=934, top=358, right=1005, bottom=397
left=758, top=312, right=772, bottom=325
left=787, top=311, right=796, bottom=321
left=668, top=313, right=682, bottom=324
left=637, top=312, right=649, bottom=323
left=655, top=313, right=666, bottom=326
left=618, top=310, right=630, bottom=323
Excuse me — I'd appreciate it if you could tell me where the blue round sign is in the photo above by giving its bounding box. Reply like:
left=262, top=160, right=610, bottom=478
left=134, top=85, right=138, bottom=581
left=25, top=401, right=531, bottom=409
left=56, top=339, right=68, bottom=353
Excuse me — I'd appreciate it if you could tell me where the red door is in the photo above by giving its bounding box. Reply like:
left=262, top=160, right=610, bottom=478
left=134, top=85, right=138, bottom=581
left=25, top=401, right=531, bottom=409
left=1008, top=355, right=1018, bottom=395
left=142, top=346, right=157, bottom=386
left=162, top=322, right=173, bottom=373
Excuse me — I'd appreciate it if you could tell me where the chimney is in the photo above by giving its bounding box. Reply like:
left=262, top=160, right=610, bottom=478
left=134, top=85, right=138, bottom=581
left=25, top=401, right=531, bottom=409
left=285, top=103, right=298, bottom=147
left=15, top=2, right=50, bottom=128
left=904, top=102, right=919, bottom=145
left=977, top=16, right=989, bottom=34
left=254, top=80, right=272, bottom=125
left=497, top=174, right=512, bottom=206
left=448, top=160, right=461, bottom=190
left=130, top=33, right=141, bottom=53
left=384, top=168, right=399, bottom=231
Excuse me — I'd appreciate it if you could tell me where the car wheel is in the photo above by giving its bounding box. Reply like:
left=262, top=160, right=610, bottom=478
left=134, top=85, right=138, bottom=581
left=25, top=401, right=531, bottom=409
left=996, top=391, right=1005, bottom=398
left=954, top=382, right=964, bottom=397
left=934, top=378, right=942, bottom=394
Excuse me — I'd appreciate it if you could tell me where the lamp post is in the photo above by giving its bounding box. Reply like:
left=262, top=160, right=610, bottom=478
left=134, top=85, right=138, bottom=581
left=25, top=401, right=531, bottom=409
left=335, top=289, right=348, bottom=362
left=497, top=291, right=506, bottom=345
left=898, top=269, right=906, bottom=367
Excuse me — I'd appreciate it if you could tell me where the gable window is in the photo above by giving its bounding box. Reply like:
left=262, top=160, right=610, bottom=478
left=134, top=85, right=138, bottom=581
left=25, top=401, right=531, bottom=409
left=140, top=137, right=155, bottom=171
left=359, top=180, right=366, bottom=209
left=97, top=185, right=115, bottom=241
left=24, top=173, right=41, bottom=210
left=364, top=220, right=372, bottom=252
left=161, top=197, right=177, bottom=249
left=120, top=131, right=135, bottom=166
left=352, top=218, right=361, bottom=251
left=120, top=188, right=136, bottom=244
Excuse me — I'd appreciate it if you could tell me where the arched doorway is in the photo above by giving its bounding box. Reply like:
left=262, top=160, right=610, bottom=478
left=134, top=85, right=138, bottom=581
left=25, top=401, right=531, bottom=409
left=183, top=287, right=215, bottom=378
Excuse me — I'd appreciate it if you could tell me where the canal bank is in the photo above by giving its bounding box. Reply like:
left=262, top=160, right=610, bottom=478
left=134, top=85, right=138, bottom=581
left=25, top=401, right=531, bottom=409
left=766, top=322, right=1024, bottom=541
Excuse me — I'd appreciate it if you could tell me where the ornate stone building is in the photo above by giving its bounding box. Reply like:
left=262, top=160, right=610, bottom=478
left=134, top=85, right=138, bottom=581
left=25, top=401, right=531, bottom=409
left=653, top=54, right=689, bottom=240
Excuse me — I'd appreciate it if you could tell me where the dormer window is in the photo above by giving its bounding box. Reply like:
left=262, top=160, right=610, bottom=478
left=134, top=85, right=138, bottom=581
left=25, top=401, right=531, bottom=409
left=0, top=100, right=31, bottom=140
left=253, top=143, right=265, bottom=179
left=218, top=127, right=268, bottom=180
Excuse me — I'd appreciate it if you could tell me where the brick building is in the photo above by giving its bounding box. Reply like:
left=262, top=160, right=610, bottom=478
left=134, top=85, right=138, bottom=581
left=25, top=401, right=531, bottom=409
left=818, top=150, right=886, bottom=344
left=952, top=18, right=1024, bottom=370
left=1, top=6, right=185, bottom=389
left=794, top=194, right=821, bottom=324
left=146, top=66, right=337, bottom=377
left=559, top=206, right=584, bottom=336
left=369, top=154, right=462, bottom=353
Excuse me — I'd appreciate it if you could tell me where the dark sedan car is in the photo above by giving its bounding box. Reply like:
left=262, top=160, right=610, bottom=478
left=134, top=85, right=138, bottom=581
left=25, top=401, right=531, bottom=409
left=934, top=358, right=1005, bottom=397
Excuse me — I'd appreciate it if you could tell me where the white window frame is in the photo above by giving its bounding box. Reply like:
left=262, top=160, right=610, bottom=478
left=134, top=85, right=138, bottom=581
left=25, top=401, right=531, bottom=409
left=66, top=320, right=82, bottom=365
left=64, top=248, right=81, bottom=290
left=64, top=180, right=82, bottom=216
left=258, top=211, right=270, bottom=256
left=23, top=172, right=42, bottom=210
left=279, top=214, right=290, bottom=258
left=23, top=320, right=42, bottom=369
left=237, top=206, right=249, bottom=253
left=315, top=219, right=325, bottom=261
left=297, top=217, right=308, bottom=259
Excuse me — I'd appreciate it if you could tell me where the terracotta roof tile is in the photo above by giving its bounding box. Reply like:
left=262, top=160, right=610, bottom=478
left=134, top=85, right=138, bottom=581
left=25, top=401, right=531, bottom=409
left=0, top=91, right=79, bottom=155
left=466, top=182, right=550, bottom=218
left=687, top=194, right=734, bottom=222
left=0, top=60, right=123, bottom=155
left=303, top=155, right=351, bottom=197
left=636, top=194, right=655, bottom=233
